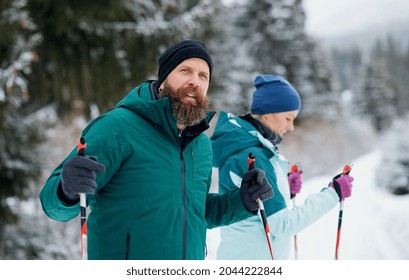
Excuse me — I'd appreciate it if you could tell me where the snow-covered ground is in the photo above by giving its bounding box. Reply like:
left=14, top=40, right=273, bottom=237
left=206, top=149, right=409, bottom=260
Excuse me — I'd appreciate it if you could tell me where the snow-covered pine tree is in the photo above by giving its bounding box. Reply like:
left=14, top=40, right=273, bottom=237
left=1, top=0, right=221, bottom=259
left=226, top=0, right=339, bottom=121
left=356, top=41, right=399, bottom=132
left=208, top=1, right=255, bottom=114
left=26, top=0, right=219, bottom=118
left=376, top=113, right=409, bottom=195
left=0, top=0, right=44, bottom=259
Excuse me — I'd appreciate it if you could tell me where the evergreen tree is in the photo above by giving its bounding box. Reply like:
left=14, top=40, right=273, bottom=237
left=331, top=46, right=364, bottom=94
left=224, top=0, right=338, bottom=120
left=376, top=114, right=409, bottom=195
left=25, top=0, right=219, bottom=118
left=1, top=0, right=221, bottom=259
left=0, top=0, right=43, bottom=258
left=337, top=36, right=408, bottom=133
left=299, top=39, right=340, bottom=120
left=384, top=36, right=409, bottom=116
left=355, top=40, right=399, bottom=132
left=360, top=64, right=396, bottom=131
left=209, top=1, right=255, bottom=114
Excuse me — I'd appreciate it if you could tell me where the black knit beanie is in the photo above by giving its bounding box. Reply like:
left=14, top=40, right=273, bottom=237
left=158, top=40, right=213, bottom=84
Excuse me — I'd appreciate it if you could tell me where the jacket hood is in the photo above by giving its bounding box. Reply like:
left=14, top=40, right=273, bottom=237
left=211, top=111, right=261, bottom=168
left=115, top=82, right=215, bottom=139
left=115, top=82, right=172, bottom=127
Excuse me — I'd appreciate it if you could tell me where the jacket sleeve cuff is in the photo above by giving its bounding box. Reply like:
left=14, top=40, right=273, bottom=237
left=57, top=181, right=80, bottom=205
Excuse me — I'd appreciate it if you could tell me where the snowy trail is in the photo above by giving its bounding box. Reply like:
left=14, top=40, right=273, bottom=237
left=294, top=150, right=409, bottom=260
left=207, top=150, right=409, bottom=260
left=341, top=151, right=404, bottom=259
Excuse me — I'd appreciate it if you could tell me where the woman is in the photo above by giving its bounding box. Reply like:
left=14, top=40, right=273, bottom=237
left=210, top=74, right=354, bottom=259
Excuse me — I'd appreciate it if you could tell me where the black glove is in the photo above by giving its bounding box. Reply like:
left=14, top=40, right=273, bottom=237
left=240, top=168, right=274, bottom=213
left=61, top=155, right=106, bottom=201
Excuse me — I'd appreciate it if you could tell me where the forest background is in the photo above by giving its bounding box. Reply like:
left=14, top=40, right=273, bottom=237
left=0, top=0, right=408, bottom=259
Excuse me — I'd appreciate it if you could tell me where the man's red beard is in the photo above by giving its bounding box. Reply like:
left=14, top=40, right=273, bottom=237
left=159, top=82, right=209, bottom=127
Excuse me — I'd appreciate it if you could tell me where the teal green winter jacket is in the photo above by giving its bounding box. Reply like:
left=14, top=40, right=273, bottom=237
left=211, top=111, right=339, bottom=259
left=40, top=82, right=253, bottom=260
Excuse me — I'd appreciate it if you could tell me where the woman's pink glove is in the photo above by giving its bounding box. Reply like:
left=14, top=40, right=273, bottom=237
left=288, top=170, right=303, bottom=198
left=330, top=174, right=354, bottom=201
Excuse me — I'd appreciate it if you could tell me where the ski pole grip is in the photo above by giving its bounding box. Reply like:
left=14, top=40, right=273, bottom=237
left=77, top=137, right=86, bottom=156
left=342, top=164, right=352, bottom=175
left=76, top=137, right=87, bottom=209
left=248, top=152, right=255, bottom=170
left=248, top=153, right=262, bottom=205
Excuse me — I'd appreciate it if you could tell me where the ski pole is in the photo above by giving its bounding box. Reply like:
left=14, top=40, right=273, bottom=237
left=290, top=163, right=301, bottom=260
left=77, top=136, right=88, bottom=260
left=248, top=153, right=274, bottom=260
left=334, top=163, right=352, bottom=260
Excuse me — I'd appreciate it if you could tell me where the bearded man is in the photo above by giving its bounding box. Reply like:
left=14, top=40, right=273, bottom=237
left=39, top=40, right=273, bottom=260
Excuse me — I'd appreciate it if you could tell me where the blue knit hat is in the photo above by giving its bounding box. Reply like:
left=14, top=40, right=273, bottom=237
left=250, top=75, right=301, bottom=114
left=158, top=40, right=213, bottom=84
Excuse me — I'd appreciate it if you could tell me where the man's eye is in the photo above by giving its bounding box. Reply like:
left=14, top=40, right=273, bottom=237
left=200, top=74, right=209, bottom=80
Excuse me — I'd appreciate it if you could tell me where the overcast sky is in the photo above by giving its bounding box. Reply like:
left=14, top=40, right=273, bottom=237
left=302, top=0, right=409, bottom=39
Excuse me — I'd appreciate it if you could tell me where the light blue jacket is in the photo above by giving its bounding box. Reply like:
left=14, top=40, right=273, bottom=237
left=210, top=111, right=339, bottom=259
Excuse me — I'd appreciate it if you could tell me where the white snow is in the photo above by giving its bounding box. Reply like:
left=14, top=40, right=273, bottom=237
left=206, top=149, right=409, bottom=260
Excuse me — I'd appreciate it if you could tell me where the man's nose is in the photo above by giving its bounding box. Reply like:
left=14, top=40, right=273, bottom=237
left=188, top=74, right=201, bottom=88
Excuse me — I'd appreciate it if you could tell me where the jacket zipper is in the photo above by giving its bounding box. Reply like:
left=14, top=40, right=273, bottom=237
left=125, top=233, right=130, bottom=259
left=179, top=130, right=187, bottom=260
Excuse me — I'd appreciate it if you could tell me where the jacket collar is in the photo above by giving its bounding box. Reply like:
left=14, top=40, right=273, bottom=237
left=239, top=114, right=282, bottom=145
left=116, top=81, right=214, bottom=145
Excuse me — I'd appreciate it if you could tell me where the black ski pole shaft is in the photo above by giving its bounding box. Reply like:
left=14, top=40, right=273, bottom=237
left=248, top=153, right=274, bottom=260
left=334, top=163, right=352, bottom=260
left=77, top=136, right=88, bottom=260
